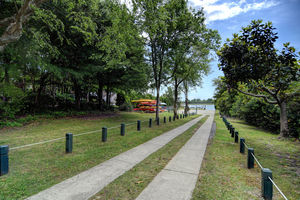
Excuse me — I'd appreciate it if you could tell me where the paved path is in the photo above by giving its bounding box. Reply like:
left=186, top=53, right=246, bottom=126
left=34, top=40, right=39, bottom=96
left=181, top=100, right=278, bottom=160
left=27, top=115, right=205, bottom=200
left=136, top=110, right=215, bottom=200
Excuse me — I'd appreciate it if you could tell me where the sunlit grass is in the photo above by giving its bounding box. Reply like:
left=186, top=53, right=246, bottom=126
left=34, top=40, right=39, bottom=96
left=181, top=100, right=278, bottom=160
left=91, top=116, right=208, bottom=200
left=0, top=111, right=197, bottom=200
left=192, top=111, right=300, bottom=200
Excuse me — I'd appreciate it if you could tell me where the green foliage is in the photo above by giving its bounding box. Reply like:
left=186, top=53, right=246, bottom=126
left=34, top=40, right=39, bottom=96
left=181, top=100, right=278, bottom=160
left=0, top=83, right=25, bottom=119
left=0, top=0, right=218, bottom=129
left=219, top=20, right=299, bottom=90
left=230, top=95, right=280, bottom=132
left=214, top=76, right=299, bottom=138
left=218, top=20, right=300, bottom=137
left=287, top=98, right=300, bottom=138
left=119, top=102, right=133, bottom=112
left=161, top=87, right=176, bottom=106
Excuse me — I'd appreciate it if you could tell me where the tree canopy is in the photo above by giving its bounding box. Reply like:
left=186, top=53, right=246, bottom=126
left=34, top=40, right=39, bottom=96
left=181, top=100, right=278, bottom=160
left=218, top=20, right=300, bottom=137
left=0, top=0, right=219, bottom=129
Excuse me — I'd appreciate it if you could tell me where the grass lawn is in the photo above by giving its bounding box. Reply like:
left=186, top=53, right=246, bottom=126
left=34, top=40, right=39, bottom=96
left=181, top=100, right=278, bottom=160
left=91, top=116, right=209, bottom=200
left=192, top=111, right=300, bottom=200
left=0, top=111, right=197, bottom=200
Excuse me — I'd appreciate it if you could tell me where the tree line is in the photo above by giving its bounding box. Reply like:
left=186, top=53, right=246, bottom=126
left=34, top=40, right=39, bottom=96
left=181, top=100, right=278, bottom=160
left=0, top=0, right=220, bottom=122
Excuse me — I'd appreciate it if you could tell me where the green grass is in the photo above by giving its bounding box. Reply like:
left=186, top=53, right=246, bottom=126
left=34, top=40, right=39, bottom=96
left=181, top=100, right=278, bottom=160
left=91, top=116, right=209, bottom=200
left=0, top=111, right=197, bottom=200
left=192, top=111, right=300, bottom=200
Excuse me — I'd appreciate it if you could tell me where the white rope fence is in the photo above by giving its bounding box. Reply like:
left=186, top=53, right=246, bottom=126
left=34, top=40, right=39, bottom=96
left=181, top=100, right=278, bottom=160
left=268, top=177, right=289, bottom=200
left=10, top=119, right=154, bottom=151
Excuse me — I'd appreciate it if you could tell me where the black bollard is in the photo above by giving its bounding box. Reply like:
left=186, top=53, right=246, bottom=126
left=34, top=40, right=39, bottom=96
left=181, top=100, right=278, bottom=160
left=121, top=123, right=125, bottom=136
left=240, top=138, right=245, bottom=154
left=149, top=118, right=152, bottom=128
left=66, top=133, right=73, bottom=153
left=164, top=116, right=166, bottom=123
left=0, top=145, right=9, bottom=176
left=247, top=148, right=254, bottom=169
left=231, top=127, right=235, bottom=137
left=169, top=116, right=171, bottom=122
left=137, top=120, right=141, bottom=131
left=261, top=168, right=273, bottom=200
left=102, top=127, right=107, bottom=142
left=234, top=131, right=239, bottom=143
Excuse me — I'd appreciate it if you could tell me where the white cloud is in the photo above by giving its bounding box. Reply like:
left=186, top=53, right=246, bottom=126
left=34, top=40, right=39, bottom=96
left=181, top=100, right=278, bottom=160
left=189, top=0, right=279, bottom=22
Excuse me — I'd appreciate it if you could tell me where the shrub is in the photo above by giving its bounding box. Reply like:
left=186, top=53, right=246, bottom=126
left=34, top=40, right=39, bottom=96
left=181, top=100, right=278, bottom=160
left=0, top=84, right=25, bottom=120
left=119, top=102, right=133, bottom=111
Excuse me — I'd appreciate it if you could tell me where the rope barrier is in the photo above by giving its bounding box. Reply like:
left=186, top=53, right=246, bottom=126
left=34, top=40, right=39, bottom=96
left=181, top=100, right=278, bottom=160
left=9, top=116, right=175, bottom=151
left=107, top=125, right=121, bottom=130
left=242, top=141, right=249, bottom=149
left=125, top=122, right=137, bottom=126
left=268, top=177, right=289, bottom=200
left=10, top=137, right=65, bottom=150
left=251, top=152, right=263, bottom=170
left=223, top=118, right=289, bottom=200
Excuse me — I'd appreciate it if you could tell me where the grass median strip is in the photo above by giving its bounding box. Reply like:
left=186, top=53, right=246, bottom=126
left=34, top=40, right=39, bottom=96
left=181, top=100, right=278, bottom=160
left=0, top=112, right=198, bottom=200
left=192, top=112, right=300, bottom=200
left=91, top=115, right=209, bottom=200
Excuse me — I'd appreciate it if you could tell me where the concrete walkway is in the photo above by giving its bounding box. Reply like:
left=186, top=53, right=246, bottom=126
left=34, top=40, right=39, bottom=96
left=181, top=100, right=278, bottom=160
left=136, top=110, right=215, bottom=200
left=27, top=115, right=205, bottom=200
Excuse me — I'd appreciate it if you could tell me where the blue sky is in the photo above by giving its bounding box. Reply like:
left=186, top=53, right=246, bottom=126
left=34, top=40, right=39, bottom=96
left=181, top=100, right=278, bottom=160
left=185, top=0, right=300, bottom=100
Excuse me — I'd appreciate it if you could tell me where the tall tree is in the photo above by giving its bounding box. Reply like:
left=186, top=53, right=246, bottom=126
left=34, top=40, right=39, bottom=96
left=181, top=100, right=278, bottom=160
left=0, top=0, right=49, bottom=52
left=133, top=0, right=219, bottom=118
left=133, top=0, right=176, bottom=118
left=218, top=20, right=300, bottom=137
left=91, top=0, right=148, bottom=110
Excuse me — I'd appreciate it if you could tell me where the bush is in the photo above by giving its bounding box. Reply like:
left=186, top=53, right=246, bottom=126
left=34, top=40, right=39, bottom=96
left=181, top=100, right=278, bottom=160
left=288, top=99, right=300, bottom=138
left=0, top=120, right=22, bottom=128
left=119, top=102, right=133, bottom=111
left=0, top=84, right=25, bottom=120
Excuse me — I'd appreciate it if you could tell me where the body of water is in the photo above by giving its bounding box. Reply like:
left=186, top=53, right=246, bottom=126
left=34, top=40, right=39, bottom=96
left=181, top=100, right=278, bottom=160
left=188, top=104, right=215, bottom=110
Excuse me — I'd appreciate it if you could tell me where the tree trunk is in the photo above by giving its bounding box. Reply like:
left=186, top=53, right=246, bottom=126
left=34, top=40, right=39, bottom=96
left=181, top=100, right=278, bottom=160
left=173, top=80, right=178, bottom=117
left=86, top=91, right=89, bottom=103
left=106, top=86, right=110, bottom=108
left=98, top=77, right=103, bottom=111
left=156, top=86, right=160, bottom=119
left=184, top=83, right=189, bottom=115
left=73, top=79, right=81, bottom=110
left=31, top=75, right=36, bottom=93
left=35, top=74, right=47, bottom=107
left=2, top=66, right=9, bottom=102
left=279, top=101, right=289, bottom=137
